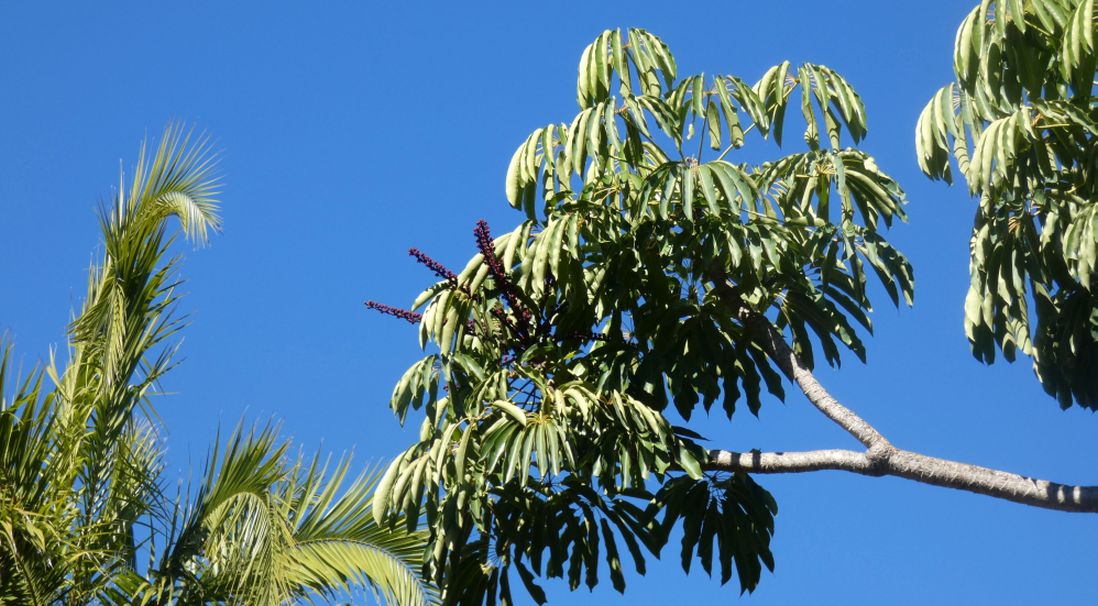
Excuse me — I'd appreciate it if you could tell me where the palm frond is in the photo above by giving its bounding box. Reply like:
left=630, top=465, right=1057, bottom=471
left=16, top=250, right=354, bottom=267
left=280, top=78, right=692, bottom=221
left=127, top=124, right=222, bottom=246
left=0, top=343, right=70, bottom=605
left=286, top=459, right=438, bottom=606
left=168, top=423, right=437, bottom=606
left=0, top=125, right=224, bottom=604
left=1, top=125, right=434, bottom=606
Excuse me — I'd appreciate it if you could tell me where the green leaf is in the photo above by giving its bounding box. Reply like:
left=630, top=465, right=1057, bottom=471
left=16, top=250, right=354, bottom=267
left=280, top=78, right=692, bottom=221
left=677, top=448, right=703, bottom=479
left=493, top=400, right=529, bottom=427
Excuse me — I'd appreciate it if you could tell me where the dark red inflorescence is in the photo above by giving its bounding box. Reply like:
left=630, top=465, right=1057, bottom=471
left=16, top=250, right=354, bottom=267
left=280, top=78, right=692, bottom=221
left=363, top=300, right=422, bottom=324
left=474, top=219, right=533, bottom=338
left=408, top=247, right=458, bottom=287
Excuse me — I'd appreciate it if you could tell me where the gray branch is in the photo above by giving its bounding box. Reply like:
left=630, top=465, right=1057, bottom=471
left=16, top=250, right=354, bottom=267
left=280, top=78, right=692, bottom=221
left=706, top=276, right=1098, bottom=513
left=706, top=448, right=1098, bottom=513
left=753, top=315, right=891, bottom=450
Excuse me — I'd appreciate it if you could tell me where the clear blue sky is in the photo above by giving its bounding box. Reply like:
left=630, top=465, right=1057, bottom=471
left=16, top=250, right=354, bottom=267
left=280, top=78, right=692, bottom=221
left=1, top=1, right=1095, bottom=603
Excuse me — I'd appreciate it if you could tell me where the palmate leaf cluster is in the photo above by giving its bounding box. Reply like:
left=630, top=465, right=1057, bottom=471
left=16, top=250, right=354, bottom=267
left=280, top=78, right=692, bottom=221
left=0, top=127, right=435, bottom=606
left=375, top=29, right=913, bottom=604
left=917, top=0, right=1098, bottom=408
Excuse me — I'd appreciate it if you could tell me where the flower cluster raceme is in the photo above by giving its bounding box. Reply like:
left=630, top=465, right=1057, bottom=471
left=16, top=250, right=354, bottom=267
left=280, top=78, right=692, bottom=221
left=366, top=220, right=547, bottom=354
left=363, top=300, right=422, bottom=324
left=473, top=220, right=502, bottom=277
left=408, top=247, right=458, bottom=287
left=474, top=219, right=533, bottom=338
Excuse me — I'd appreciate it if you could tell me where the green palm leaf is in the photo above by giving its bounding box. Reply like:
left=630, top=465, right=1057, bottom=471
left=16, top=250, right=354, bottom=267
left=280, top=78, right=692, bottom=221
left=168, top=423, right=437, bottom=606
left=1, top=125, right=435, bottom=605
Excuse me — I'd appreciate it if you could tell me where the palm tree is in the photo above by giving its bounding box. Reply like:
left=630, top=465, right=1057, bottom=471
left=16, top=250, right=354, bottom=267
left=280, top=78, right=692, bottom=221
left=0, top=126, right=436, bottom=606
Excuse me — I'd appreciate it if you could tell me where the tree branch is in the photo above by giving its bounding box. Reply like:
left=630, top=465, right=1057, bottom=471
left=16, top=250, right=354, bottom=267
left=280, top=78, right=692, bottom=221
left=705, top=275, right=1098, bottom=513
left=710, top=277, right=887, bottom=449
left=706, top=447, right=1098, bottom=513
left=707, top=448, right=877, bottom=474
left=750, top=314, right=890, bottom=450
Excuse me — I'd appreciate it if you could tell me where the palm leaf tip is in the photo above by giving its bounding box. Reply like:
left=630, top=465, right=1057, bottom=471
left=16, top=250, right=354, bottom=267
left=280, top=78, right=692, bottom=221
left=126, top=124, right=223, bottom=247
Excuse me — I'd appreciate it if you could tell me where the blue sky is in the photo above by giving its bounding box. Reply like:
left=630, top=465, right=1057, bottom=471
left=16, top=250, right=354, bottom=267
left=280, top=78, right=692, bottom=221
left=2, top=1, right=1095, bottom=603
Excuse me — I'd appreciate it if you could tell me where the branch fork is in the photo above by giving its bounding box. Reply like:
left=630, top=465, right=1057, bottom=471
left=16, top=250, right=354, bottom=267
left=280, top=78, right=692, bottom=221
left=707, top=276, right=1098, bottom=513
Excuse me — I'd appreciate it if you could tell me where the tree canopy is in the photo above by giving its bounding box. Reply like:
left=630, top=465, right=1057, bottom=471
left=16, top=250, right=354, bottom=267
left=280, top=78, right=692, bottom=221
left=917, top=0, right=1098, bottom=408
left=370, top=1, right=1098, bottom=604
left=372, top=25, right=914, bottom=605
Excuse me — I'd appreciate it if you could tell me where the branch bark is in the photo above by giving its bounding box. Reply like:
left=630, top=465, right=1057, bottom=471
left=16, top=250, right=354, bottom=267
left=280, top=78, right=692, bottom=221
left=707, top=276, right=1098, bottom=513
left=706, top=448, right=1098, bottom=513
